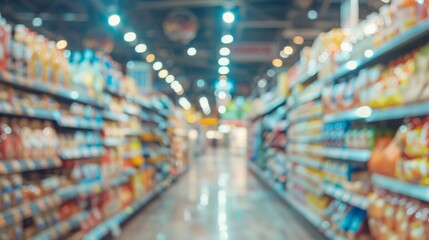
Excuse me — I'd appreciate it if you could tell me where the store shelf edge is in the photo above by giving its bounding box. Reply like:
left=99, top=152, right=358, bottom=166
left=0, top=71, right=103, bottom=108
left=320, top=148, right=371, bottom=162
left=31, top=211, right=90, bottom=240
left=372, top=174, right=429, bottom=202
left=82, top=168, right=189, bottom=240
left=247, top=162, right=329, bottom=240
left=320, top=19, right=429, bottom=85
left=323, top=183, right=368, bottom=210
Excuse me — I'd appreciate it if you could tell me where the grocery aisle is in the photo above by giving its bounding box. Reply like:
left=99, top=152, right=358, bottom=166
left=119, top=147, right=320, bottom=240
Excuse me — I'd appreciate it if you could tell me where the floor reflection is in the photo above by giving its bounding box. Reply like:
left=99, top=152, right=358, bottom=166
left=119, top=147, right=318, bottom=240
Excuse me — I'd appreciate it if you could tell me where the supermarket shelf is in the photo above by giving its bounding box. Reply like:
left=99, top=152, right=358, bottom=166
left=289, top=176, right=324, bottom=196
left=123, top=149, right=142, bottom=159
left=0, top=71, right=103, bottom=108
left=103, top=138, right=127, bottom=147
left=0, top=101, right=59, bottom=120
left=57, top=116, right=103, bottom=130
left=372, top=174, right=429, bottom=202
left=31, top=211, right=90, bottom=240
left=82, top=167, right=189, bottom=240
left=324, top=102, right=429, bottom=123
left=103, top=110, right=129, bottom=122
left=323, top=183, right=368, bottom=210
left=248, top=162, right=330, bottom=239
left=296, top=90, right=321, bottom=105
left=58, top=169, right=135, bottom=200
left=105, top=87, right=127, bottom=98
left=123, top=106, right=142, bottom=116
left=321, top=19, right=429, bottom=85
left=318, top=147, right=371, bottom=162
left=60, top=147, right=105, bottom=160
left=0, top=158, right=62, bottom=175
left=0, top=193, right=62, bottom=228
left=290, top=112, right=323, bottom=123
left=288, top=135, right=322, bottom=143
left=287, top=155, right=323, bottom=169
left=124, top=128, right=143, bottom=136
left=248, top=98, right=286, bottom=122
left=290, top=70, right=318, bottom=89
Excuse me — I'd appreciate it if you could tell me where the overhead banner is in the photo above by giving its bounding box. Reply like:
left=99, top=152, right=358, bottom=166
left=230, top=43, right=276, bottom=62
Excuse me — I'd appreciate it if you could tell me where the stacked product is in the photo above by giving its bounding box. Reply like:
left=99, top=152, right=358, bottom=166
left=0, top=15, right=188, bottom=239
left=249, top=0, right=429, bottom=239
left=248, top=102, right=288, bottom=191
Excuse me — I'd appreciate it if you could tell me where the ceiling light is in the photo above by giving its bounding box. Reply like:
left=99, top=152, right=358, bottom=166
left=135, top=43, right=147, bottom=53
left=221, top=35, right=234, bottom=44
left=307, top=10, right=318, bottom=20
left=158, top=69, right=169, bottom=78
left=63, top=50, right=71, bottom=58
left=146, top=54, right=155, bottom=63
left=293, top=36, right=304, bottom=45
left=126, top=61, right=135, bottom=69
left=219, top=47, right=231, bottom=56
left=280, top=50, right=289, bottom=59
left=283, top=46, right=293, bottom=55
left=56, top=40, right=67, bottom=49
left=187, top=47, right=197, bottom=56
left=219, top=75, right=227, bottom=81
left=381, top=0, right=390, bottom=3
left=218, top=66, right=230, bottom=74
left=171, top=80, right=181, bottom=90
left=258, top=79, right=267, bottom=88
left=153, top=61, right=163, bottom=71
left=267, top=69, right=276, bottom=77
left=32, top=17, right=43, bottom=27
left=166, top=75, right=175, bottom=83
left=272, top=59, right=283, bottom=68
left=219, top=80, right=227, bottom=88
left=223, top=12, right=235, bottom=23
left=218, top=91, right=227, bottom=99
left=108, top=14, right=121, bottom=26
left=218, top=57, right=230, bottom=66
left=218, top=105, right=226, bottom=114
left=124, top=32, right=136, bottom=42
left=197, top=79, right=205, bottom=88
left=179, top=97, right=191, bottom=110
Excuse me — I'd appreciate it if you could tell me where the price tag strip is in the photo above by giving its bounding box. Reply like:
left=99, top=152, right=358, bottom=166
left=0, top=158, right=61, bottom=175
left=323, top=183, right=368, bottom=210
left=0, top=193, right=63, bottom=229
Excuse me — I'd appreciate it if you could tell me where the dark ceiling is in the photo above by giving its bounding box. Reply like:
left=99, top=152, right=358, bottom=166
left=0, top=0, right=382, bottom=111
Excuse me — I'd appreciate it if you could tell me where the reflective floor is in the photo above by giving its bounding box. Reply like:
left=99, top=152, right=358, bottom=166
left=119, top=148, right=319, bottom=240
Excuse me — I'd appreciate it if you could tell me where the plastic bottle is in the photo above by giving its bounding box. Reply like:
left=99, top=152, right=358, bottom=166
left=27, top=35, right=44, bottom=80
left=0, top=15, right=9, bottom=70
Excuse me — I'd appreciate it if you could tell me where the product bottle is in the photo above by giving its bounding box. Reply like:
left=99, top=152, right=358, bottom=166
left=0, top=15, right=9, bottom=71
left=27, top=35, right=44, bottom=80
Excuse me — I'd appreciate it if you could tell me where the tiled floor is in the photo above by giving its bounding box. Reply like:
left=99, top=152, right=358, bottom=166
left=119, top=148, right=320, bottom=240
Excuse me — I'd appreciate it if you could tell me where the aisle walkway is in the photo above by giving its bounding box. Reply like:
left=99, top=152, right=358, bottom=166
left=119, top=148, right=319, bottom=240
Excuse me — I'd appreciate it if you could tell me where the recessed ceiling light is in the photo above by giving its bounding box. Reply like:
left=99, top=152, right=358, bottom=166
left=135, top=43, right=147, bottom=53
left=32, top=17, right=43, bottom=27
left=307, top=10, right=318, bottom=20
left=124, top=32, right=137, bottom=42
left=219, top=47, right=231, bottom=56
left=280, top=50, right=289, bottom=59
left=258, top=79, right=267, bottom=88
left=223, top=12, right=235, bottom=23
left=218, top=66, right=230, bottom=74
left=158, top=69, right=169, bottom=78
left=283, top=46, right=293, bottom=55
left=272, top=59, right=283, bottom=68
left=221, top=35, right=234, bottom=44
left=146, top=54, right=155, bottom=63
left=218, top=105, right=226, bottom=114
left=56, top=40, right=68, bottom=49
left=108, top=14, right=121, bottom=26
left=187, top=47, right=197, bottom=56
left=218, top=57, right=230, bottom=66
left=218, top=91, right=227, bottom=99
left=197, top=79, right=206, bottom=88
left=153, top=61, right=163, bottom=71
left=166, top=75, right=175, bottom=83
left=293, top=36, right=304, bottom=45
